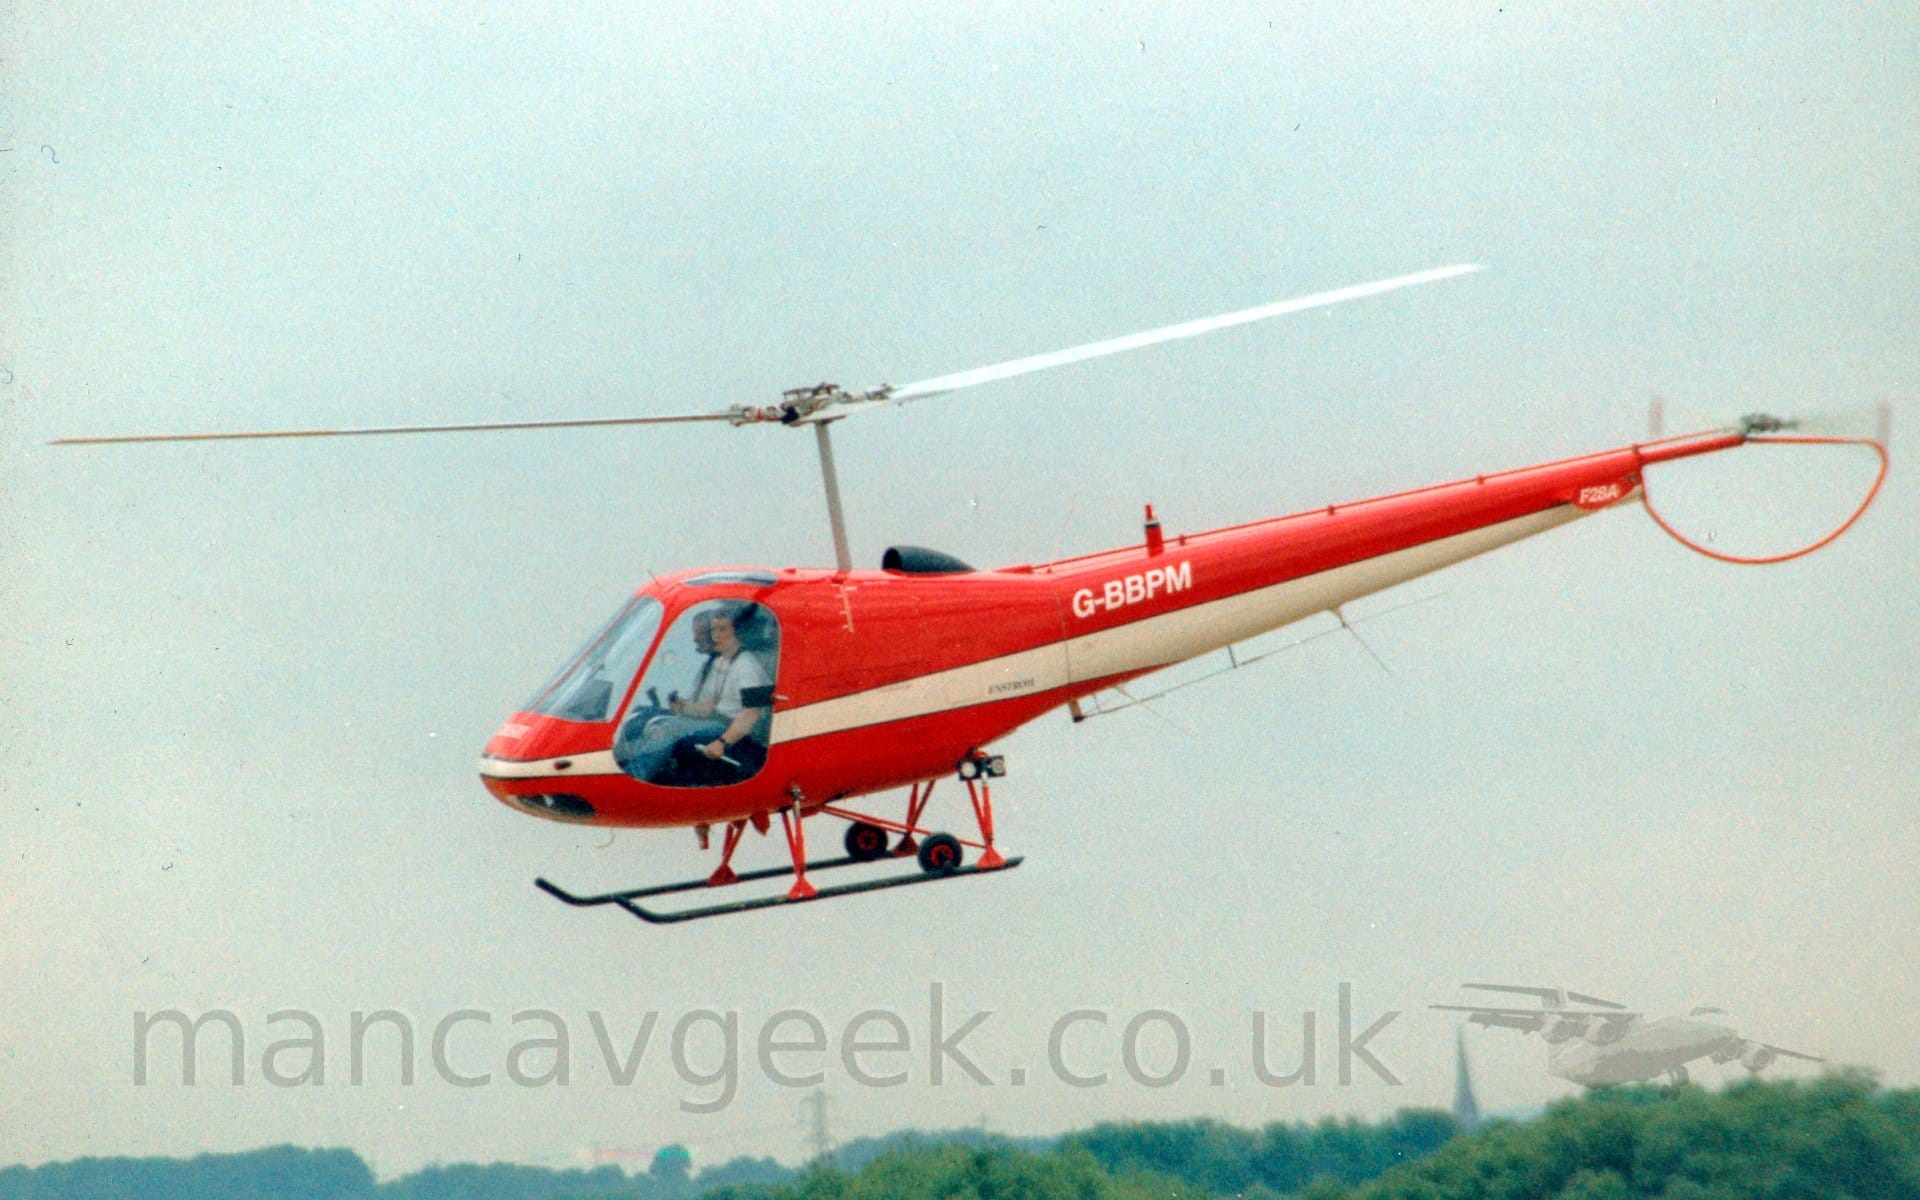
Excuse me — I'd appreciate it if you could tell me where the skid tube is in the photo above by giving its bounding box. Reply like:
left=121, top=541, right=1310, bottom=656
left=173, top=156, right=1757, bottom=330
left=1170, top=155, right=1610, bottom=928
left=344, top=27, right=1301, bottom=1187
left=535, top=853, right=1023, bottom=925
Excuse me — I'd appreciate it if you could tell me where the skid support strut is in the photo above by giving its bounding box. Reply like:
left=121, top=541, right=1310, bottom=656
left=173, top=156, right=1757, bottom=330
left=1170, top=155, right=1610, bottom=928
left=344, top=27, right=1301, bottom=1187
left=965, top=778, right=1005, bottom=869
left=895, top=780, right=935, bottom=856
left=780, top=803, right=817, bottom=900
left=706, top=820, right=747, bottom=887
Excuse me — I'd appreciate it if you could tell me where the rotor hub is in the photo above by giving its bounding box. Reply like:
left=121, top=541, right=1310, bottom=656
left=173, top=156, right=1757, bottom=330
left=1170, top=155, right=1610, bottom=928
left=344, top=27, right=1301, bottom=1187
left=730, top=382, right=878, bottom=426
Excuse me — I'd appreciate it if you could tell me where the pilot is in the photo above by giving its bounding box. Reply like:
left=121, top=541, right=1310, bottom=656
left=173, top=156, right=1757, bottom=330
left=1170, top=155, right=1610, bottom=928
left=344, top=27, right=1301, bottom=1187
left=627, top=606, right=771, bottom=783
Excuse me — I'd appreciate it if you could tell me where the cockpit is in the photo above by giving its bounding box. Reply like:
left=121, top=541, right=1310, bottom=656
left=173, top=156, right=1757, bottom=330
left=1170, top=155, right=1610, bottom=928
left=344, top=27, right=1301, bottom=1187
left=612, top=598, right=780, bottom=787
left=519, top=591, right=781, bottom=789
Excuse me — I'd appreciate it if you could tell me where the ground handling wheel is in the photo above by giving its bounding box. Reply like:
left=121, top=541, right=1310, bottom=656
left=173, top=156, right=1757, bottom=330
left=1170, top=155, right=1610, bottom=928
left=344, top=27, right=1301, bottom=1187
left=844, top=821, right=890, bottom=863
left=916, top=833, right=963, bottom=876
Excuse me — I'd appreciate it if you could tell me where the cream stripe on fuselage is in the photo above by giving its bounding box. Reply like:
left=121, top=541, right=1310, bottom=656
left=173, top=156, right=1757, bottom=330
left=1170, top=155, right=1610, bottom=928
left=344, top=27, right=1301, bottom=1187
left=770, top=501, right=1596, bottom=744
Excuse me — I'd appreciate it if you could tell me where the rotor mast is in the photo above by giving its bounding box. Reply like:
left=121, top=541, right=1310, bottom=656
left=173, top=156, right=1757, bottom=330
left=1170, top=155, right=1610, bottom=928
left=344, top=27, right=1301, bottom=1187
left=813, top=420, right=853, bottom=572
left=733, top=381, right=872, bottom=572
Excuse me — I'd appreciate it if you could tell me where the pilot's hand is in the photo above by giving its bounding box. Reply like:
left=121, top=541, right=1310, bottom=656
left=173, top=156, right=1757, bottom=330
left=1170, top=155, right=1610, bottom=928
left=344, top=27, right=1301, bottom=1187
left=702, top=740, right=726, bottom=759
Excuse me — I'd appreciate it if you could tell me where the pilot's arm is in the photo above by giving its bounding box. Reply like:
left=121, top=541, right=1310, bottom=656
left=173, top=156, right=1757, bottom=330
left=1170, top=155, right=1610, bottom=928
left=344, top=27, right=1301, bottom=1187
left=702, top=707, right=764, bottom=760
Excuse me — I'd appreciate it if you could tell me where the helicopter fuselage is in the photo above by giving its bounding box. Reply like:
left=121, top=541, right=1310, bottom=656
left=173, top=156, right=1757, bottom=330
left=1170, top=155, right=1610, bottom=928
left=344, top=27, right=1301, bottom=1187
left=479, top=430, right=1744, bottom=828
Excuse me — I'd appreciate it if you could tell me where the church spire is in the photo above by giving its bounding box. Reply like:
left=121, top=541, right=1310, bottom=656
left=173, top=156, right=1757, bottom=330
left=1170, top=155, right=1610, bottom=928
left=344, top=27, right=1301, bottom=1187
left=1452, top=1026, right=1481, bottom=1128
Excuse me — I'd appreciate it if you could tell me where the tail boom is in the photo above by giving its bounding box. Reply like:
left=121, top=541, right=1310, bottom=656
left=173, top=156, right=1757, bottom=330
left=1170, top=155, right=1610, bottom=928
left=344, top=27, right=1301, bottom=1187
left=1049, top=430, right=1747, bottom=684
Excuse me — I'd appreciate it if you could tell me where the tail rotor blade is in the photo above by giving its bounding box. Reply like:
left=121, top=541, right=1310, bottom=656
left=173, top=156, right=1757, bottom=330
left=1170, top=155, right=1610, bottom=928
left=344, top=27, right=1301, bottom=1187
left=1749, top=401, right=1891, bottom=441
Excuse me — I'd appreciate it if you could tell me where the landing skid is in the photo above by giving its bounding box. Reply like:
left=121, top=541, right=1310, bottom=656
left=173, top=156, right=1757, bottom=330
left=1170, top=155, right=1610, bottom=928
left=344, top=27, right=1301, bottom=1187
left=537, top=854, right=1023, bottom=925
left=540, top=759, right=1019, bottom=925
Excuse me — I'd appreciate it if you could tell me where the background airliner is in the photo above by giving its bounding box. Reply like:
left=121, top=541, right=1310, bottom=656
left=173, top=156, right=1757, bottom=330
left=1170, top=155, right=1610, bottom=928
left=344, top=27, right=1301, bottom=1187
left=1434, top=984, right=1824, bottom=1087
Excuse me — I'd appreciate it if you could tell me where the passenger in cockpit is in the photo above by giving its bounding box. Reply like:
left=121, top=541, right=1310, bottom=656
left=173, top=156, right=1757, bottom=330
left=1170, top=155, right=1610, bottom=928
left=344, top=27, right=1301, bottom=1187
left=669, top=612, right=720, bottom=715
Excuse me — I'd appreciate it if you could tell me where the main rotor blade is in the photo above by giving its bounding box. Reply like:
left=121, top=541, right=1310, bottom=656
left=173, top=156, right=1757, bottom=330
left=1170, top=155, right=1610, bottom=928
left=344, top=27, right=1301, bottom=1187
left=52, top=410, right=736, bottom=445
left=881, top=263, right=1484, bottom=404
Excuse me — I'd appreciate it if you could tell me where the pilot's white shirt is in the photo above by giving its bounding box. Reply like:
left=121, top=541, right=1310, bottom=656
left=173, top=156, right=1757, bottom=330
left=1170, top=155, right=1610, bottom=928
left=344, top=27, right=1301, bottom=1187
left=703, top=651, right=770, bottom=721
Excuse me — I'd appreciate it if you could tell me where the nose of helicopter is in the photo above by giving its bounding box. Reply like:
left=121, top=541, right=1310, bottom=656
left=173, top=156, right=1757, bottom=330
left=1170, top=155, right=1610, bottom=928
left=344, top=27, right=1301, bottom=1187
left=483, top=717, right=535, bottom=759
left=476, top=712, right=614, bottom=821
left=477, top=754, right=603, bottom=824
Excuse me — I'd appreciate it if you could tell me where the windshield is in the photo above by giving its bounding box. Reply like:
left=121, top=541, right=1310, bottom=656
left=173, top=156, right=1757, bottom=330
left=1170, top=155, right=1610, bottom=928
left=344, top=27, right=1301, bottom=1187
left=524, top=597, right=665, bottom=723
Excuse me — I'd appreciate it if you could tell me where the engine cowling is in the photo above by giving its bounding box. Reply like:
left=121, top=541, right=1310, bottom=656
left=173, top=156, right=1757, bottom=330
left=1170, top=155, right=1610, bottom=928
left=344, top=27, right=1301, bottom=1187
left=1544, top=1017, right=1587, bottom=1045
left=1740, top=1044, right=1776, bottom=1072
left=1585, top=1020, right=1625, bottom=1046
left=881, top=545, right=975, bottom=574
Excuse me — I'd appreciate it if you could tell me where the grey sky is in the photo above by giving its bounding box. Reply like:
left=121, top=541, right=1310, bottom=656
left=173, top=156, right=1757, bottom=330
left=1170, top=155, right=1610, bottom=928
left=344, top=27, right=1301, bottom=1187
left=3, top=1, right=1916, bottom=1177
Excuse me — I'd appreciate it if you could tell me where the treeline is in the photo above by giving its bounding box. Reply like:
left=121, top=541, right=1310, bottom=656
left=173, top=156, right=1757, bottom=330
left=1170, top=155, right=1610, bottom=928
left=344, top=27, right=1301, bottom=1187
left=697, top=1109, right=1458, bottom=1200
left=701, top=1075, right=1918, bottom=1199
left=3, top=1077, right=1914, bottom=1199
left=0, top=1146, right=383, bottom=1200
left=0, top=1111, right=1452, bottom=1200
left=1061, top=1108, right=1457, bottom=1193
left=0, top=1147, right=686, bottom=1200
left=1327, top=1072, right=1920, bottom=1200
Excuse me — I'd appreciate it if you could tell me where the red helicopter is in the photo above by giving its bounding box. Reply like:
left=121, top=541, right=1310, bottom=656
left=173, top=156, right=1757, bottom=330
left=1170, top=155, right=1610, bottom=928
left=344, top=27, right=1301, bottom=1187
left=56, top=265, right=1887, bottom=923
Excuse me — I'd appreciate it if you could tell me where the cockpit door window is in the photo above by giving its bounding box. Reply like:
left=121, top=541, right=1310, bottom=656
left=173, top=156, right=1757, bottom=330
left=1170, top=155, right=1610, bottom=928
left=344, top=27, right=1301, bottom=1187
left=614, top=600, right=780, bottom=788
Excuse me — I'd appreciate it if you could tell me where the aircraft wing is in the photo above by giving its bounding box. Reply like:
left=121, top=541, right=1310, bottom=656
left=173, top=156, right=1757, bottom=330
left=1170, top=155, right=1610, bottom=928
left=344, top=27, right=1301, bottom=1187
left=1430, top=1004, right=1642, bottom=1034
left=1761, top=1042, right=1825, bottom=1063
left=1432, top=1005, right=1642, bottom=1020
left=1432, top=1006, right=1543, bottom=1032
left=1462, top=983, right=1632, bottom=1010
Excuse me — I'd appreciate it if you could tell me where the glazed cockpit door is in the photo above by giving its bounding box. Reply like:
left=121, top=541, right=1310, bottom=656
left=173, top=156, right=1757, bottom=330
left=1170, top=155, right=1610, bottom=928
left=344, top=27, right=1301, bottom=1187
left=612, top=600, right=780, bottom=787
